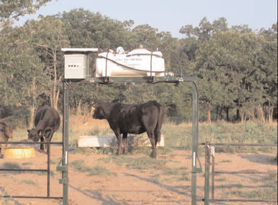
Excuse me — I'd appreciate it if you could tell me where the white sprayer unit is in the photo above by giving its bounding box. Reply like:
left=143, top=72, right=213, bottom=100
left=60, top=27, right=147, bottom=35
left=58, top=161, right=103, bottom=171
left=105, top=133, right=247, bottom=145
left=62, top=47, right=168, bottom=79
left=95, top=47, right=166, bottom=77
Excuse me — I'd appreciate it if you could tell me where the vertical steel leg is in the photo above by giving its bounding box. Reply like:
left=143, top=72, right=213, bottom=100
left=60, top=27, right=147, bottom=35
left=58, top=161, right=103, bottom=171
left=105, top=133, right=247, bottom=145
left=191, top=80, right=199, bottom=205
left=62, top=80, right=69, bottom=205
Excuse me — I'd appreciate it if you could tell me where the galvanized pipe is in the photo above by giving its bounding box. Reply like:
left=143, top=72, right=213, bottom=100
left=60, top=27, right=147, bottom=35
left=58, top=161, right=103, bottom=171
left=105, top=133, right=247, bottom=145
left=62, top=80, right=69, bottom=205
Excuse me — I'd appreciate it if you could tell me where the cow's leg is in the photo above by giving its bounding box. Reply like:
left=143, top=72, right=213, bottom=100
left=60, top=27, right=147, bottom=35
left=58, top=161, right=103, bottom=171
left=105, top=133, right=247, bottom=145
left=147, top=130, right=156, bottom=158
left=155, top=130, right=161, bottom=146
left=114, top=131, right=122, bottom=155
left=40, top=136, right=44, bottom=151
left=44, top=129, right=53, bottom=153
left=122, top=133, right=128, bottom=154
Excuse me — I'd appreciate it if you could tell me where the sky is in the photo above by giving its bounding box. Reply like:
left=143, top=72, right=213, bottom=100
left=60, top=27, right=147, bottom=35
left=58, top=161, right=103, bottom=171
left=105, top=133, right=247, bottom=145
left=17, top=0, right=277, bottom=38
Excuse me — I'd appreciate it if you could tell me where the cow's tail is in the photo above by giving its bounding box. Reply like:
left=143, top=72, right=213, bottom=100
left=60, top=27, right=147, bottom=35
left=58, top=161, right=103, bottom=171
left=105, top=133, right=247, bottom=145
left=154, top=101, right=164, bottom=143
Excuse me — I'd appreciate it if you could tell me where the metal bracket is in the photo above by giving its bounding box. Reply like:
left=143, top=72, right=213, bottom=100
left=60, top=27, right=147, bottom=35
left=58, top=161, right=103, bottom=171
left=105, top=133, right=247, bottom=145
left=192, top=167, right=202, bottom=173
left=59, top=178, right=68, bottom=185
left=56, top=165, right=68, bottom=172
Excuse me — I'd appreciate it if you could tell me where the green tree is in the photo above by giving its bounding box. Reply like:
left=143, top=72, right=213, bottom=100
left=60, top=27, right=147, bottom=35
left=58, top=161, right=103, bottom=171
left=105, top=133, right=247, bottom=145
left=256, top=24, right=277, bottom=122
left=61, top=9, right=132, bottom=113
left=62, top=9, right=131, bottom=50
left=0, top=25, right=50, bottom=126
left=195, top=26, right=274, bottom=122
left=26, top=15, right=70, bottom=110
left=131, top=24, right=161, bottom=49
left=0, top=0, right=51, bottom=28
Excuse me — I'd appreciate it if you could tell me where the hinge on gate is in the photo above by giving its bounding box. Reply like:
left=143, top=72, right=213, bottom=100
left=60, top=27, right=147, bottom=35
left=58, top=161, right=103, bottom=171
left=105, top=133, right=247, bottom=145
left=56, top=158, right=68, bottom=172
left=59, top=178, right=68, bottom=184
left=192, top=167, right=202, bottom=173
left=56, top=165, right=68, bottom=172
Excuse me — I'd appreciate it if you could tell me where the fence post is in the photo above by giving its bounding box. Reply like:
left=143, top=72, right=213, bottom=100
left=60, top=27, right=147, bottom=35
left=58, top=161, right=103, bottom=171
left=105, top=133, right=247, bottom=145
left=204, top=141, right=210, bottom=205
left=211, top=146, right=215, bottom=201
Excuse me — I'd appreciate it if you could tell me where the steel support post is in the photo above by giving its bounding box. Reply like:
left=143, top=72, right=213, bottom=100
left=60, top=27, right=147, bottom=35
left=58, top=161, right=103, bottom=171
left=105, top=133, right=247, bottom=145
left=191, top=80, right=199, bottom=205
left=62, top=80, right=69, bottom=205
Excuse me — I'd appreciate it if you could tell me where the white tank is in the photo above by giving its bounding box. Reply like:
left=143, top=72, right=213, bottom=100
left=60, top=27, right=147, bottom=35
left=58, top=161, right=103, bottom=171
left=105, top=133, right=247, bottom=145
left=95, top=47, right=165, bottom=77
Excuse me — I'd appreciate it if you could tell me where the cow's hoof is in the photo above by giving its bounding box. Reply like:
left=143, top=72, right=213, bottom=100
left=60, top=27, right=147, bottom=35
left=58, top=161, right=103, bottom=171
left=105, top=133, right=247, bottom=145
left=150, top=153, right=157, bottom=158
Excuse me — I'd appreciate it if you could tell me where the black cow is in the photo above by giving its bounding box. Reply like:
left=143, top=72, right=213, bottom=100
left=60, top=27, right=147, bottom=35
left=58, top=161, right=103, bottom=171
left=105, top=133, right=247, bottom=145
left=93, top=101, right=164, bottom=158
left=0, top=122, right=13, bottom=156
left=27, top=105, right=60, bottom=152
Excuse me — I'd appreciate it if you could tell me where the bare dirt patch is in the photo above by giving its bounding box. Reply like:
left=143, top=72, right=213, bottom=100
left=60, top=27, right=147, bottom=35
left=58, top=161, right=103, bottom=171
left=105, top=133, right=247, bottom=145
left=0, top=145, right=277, bottom=205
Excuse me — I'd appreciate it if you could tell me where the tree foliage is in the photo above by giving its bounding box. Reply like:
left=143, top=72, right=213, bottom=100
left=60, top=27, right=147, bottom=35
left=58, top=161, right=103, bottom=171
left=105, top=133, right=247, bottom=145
left=0, top=0, right=51, bottom=28
left=0, top=7, right=277, bottom=124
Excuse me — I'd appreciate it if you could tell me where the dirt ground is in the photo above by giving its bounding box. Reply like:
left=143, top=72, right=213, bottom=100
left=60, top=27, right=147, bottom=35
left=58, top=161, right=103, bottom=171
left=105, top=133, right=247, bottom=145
left=0, top=145, right=277, bottom=205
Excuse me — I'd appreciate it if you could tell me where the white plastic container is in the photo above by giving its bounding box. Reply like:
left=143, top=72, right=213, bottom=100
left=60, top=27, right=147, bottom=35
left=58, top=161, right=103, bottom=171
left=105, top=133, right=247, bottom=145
left=95, top=48, right=165, bottom=77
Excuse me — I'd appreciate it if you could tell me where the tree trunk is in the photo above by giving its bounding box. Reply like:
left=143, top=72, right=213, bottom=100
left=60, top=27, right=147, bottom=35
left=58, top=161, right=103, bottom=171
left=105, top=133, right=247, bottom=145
left=29, top=105, right=35, bottom=129
left=267, top=106, right=274, bottom=123
left=28, top=76, right=37, bottom=128
left=240, top=111, right=245, bottom=123
left=76, top=100, right=82, bottom=116
left=236, top=109, right=240, bottom=121
left=257, top=105, right=265, bottom=122
left=51, top=50, right=59, bottom=110
left=226, top=107, right=229, bottom=122
left=207, top=109, right=211, bottom=124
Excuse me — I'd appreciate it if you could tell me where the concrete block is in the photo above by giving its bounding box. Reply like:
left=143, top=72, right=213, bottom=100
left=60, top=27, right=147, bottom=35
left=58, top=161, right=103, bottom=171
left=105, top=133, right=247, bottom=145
left=78, top=134, right=164, bottom=147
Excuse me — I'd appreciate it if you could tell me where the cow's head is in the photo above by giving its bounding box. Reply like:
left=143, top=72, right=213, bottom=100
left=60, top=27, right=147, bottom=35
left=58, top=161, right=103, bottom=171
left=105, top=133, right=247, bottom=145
left=27, top=129, right=42, bottom=142
left=92, top=103, right=107, bottom=119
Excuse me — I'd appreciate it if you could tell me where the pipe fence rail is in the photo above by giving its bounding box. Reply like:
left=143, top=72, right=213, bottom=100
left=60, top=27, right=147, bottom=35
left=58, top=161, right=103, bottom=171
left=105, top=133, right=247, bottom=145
left=0, top=141, right=63, bottom=200
left=199, top=141, right=277, bottom=204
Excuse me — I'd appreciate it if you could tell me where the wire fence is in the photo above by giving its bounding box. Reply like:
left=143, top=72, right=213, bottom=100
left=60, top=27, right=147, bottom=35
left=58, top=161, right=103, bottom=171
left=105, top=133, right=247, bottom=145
left=200, top=141, right=277, bottom=204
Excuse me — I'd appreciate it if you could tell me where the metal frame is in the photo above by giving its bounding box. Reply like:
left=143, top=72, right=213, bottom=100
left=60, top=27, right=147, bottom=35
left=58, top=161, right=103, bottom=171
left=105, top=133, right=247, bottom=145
left=0, top=141, right=63, bottom=200
left=61, top=76, right=201, bottom=205
left=201, top=142, right=277, bottom=204
left=0, top=76, right=200, bottom=205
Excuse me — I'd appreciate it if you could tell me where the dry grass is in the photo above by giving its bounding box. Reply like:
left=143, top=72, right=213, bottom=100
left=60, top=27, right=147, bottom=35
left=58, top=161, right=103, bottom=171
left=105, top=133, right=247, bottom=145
left=10, top=116, right=277, bottom=155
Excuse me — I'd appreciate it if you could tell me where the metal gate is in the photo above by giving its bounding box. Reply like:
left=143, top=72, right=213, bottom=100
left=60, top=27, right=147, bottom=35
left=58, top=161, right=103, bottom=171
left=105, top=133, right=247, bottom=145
left=201, top=142, right=277, bottom=204
left=0, top=141, right=64, bottom=200
left=1, top=77, right=200, bottom=204
left=0, top=81, right=69, bottom=203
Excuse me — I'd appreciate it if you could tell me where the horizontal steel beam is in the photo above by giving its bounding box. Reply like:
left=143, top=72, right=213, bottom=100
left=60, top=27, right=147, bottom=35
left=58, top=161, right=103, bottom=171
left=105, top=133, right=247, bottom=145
left=84, top=76, right=197, bottom=84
